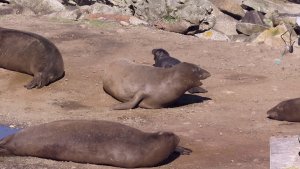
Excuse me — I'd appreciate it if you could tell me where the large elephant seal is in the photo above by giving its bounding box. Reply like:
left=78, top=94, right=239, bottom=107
left=0, top=120, right=186, bottom=168
left=0, top=27, right=64, bottom=89
left=152, top=48, right=208, bottom=94
left=267, top=98, right=300, bottom=122
left=103, top=59, right=210, bottom=110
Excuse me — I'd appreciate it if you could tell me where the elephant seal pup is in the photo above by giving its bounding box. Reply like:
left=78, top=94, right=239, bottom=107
left=103, top=59, right=210, bottom=110
left=0, top=120, right=183, bottom=168
left=0, top=27, right=64, bottom=89
left=267, top=98, right=300, bottom=122
left=152, top=48, right=208, bottom=94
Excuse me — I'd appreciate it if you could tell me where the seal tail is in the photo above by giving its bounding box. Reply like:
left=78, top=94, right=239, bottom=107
left=0, top=135, right=13, bottom=156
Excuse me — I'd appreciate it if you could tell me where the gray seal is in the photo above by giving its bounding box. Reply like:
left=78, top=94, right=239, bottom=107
left=103, top=59, right=210, bottom=110
left=267, top=98, right=300, bottom=122
left=0, top=120, right=187, bottom=168
left=152, top=48, right=208, bottom=93
left=0, top=27, right=64, bottom=89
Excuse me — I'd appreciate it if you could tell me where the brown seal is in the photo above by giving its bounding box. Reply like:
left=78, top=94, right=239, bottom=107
left=0, top=27, right=64, bottom=89
left=0, top=120, right=185, bottom=168
left=267, top=98, right=300, bottom=122
left=152, top=48, right=208, bottom=93
left=103, top=59, right=210, bottom=110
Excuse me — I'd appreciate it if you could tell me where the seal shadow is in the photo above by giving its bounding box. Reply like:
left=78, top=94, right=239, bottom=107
left=170, top=94, right=211, bottom=108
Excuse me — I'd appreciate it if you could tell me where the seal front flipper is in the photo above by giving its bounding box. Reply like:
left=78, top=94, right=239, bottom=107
left=24, top=72, right=47, bottom=89
left=0, top=135, right=14, bottom=156
left=188, top=86, right=208, bottom=94
left=112, top=92, right=146, bottom=110
left=174, top=146, right=192, bottom=155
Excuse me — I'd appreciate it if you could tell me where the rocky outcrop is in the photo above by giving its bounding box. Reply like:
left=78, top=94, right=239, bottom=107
left=209, top=0, right=245, bottom=19
left=242, top=0, right=300, bottom=15
left=11, top=0, right=65, bottom=14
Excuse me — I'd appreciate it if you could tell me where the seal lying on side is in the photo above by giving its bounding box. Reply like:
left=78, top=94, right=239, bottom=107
left=0, top=27, right=64, bottom=89
left=152, top=48, right=208, bottom=94
left=103, top=59, right=210, bottom=110
left=0, top=120, right=187, bottom=168
left=267, top=98, right=300, bottom=122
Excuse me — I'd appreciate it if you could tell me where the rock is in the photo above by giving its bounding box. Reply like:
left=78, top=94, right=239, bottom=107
left=209, top=0, right=245, bottom=19
left=236, top=10, right=269, bottom=36
left=252, top=23, right=298, bottom=47
left=47, top=8, right=82, bottom=20
left=229, top=34, right=258, bottom=42
left=0, top=3, right=34, bottom=15
left=266, top=10, right=300, bottom=28
left=11, top=0, right=65, bottom=14
left=120, top=21, right=129, bottom=26
left=129, top=16, right=148, bottom=25
left=241, top=10, right=265, bottom=25
left=195, top=29, right=230, bottom=41
left=242, top=0, right=300, bottom=15
left=287, top=0, right=300, bottom=4
left=153, top=19, right=194, bottom=34
left=236, top=23, right=269, bottom=35
left=213, top=13, right=238, bottom=35
left=88, top=3, right=130, bottom=15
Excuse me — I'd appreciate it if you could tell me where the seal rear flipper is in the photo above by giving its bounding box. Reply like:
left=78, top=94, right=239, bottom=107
left=188, top=86, right=208, bottom=94
left=112, top=92, right=146, bottom=110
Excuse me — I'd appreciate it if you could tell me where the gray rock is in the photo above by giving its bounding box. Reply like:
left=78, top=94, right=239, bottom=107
left=0, top=3, right=34, bottom=15
left=88, top=3, right=130, bottom=15
left=241, top=10, right=265, bottom=25
left=242, top=0, right=300, bottom=15
left=236, top=22, right=269, bottom=35
left=213, top=13, right=238, bottom=35
left=209, top=0, right=245, bottom=19
left=229, top=34, right=258, bottom=42
left=12, top=0, right=65, bottom=14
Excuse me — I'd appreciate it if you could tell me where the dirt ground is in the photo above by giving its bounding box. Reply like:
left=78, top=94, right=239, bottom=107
left=0, top=14, right=300, bottom=169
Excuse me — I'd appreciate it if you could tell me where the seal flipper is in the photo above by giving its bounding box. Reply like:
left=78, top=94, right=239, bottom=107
left=174, top=146, right=192, bottom=155
left=25, top=72, right=48, bottom=89
left=0, top=135, right=14, bottom=156
left=188, top=86, right=208, bottom=94
left=112, top=92, right=146, bottom=110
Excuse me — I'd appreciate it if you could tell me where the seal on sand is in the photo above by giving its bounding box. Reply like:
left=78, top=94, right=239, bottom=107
left=103, top=59, right=210, bottom=110
left=0, top=27, right=64, bottom=89
left=0, top=120, right=186, bottom=168
left=267, top=98, right=300, bottom=122
left=152, top=48, right=208, bottom=93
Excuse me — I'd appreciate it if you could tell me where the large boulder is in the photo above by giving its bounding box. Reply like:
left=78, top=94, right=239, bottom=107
left=12, top=0, right=65, bottom=14
left=209, top=0, right=245, bottom=19
left=236, top=10, right=269, bottom=35
left=242, top=0, right=300, bottom=15
left=213, top=13, right=238, bottom=35
left=252, top=23, right=298, bottom=47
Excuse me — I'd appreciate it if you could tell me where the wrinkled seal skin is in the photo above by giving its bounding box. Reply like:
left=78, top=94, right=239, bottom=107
left=0, top=27, right=64, bottom=89
left=152, top=48, right=208, bottom=94
left=267, top=98, right=300, bottom=122
left=0, top=120, right=180, bottom=168
left=103, top=59, right=210, bottom=110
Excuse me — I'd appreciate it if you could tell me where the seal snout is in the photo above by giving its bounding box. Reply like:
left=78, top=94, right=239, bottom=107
left=267, top=110, right=279, bottom=119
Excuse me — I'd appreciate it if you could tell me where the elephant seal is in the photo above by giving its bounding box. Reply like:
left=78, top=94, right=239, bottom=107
left=0, top=27, right=64, bottom=89
left=267, top=98, right=300, bottom=122
left=0, top=120, right=187, bottom=168
left=152, top=48, right=208, bottom=94
left=103, top=59, right=210, bottom=110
